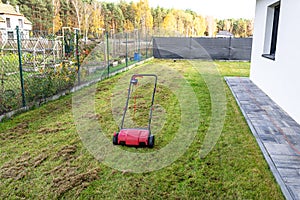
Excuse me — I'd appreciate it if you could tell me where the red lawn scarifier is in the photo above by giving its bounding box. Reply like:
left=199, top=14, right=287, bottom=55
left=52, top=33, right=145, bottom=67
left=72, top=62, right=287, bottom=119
left=113, top=74, right=157, bottom=148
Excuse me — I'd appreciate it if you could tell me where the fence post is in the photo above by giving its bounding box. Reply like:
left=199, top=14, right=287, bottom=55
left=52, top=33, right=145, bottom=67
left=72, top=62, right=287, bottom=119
left=106, top=32, right=110, bottom=77
left=145, top=31, right=148, bottom=59
left=138, top=30, right=141, bottom=55
left=228, top=36, right=232, bottom=60
left=189, top=37, right=192, bottom=60
left=126, top=32, right=128, bottom=68
left=16, top=26, right=26, bottom=107
left=151, top=36, right=154, bottom=58
left=113, top=31, right=116, bottom=57
left=75, top=29, right=80, bottom=84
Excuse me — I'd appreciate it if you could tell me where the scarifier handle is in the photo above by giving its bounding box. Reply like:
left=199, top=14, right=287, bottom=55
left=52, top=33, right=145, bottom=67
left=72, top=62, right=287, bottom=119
left=120, top=74, right=158, bottom=133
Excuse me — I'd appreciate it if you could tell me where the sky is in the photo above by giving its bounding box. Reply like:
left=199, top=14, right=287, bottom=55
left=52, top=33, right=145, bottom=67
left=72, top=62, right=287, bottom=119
left=104, top=0, right=256, bottom=19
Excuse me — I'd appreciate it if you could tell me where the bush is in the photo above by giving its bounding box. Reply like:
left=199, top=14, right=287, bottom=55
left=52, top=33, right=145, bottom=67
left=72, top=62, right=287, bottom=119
left=25, top=62, right=77, bottom=103
left=0, top=89, right=21, bottom=115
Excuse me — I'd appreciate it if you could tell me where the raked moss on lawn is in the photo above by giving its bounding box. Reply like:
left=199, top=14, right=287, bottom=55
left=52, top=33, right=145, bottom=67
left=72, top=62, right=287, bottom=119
left=0, top=59, right=283, bottom=199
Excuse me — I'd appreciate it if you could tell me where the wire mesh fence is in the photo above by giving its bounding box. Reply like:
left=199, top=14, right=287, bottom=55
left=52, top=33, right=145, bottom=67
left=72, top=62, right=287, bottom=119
left=0, top=28, right=153, bottom=116
left=0, top=26, right=252, bottom=117
left=80, top=30, right=153, bottom=83
left=0, top=51, right=22, bottom=114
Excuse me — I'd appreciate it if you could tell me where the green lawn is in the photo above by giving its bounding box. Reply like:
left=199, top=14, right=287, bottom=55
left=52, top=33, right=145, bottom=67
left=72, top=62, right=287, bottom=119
left=0, top=59, right=284, bottom=199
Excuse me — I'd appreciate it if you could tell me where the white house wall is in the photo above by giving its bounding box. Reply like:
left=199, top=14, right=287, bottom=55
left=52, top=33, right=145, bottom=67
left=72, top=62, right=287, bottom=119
left=0, top=14, right=31, bottom=40
left=250, top=0, right=300, bottom=123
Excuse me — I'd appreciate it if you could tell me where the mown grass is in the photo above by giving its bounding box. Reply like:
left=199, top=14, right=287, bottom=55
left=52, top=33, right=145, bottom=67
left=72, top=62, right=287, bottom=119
left=0, top=59, right=284, bottom=199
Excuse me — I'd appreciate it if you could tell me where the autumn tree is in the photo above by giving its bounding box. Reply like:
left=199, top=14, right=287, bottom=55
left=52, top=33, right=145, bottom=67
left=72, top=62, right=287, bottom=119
left=151, top=6, right=167, bottom=33
left=216, top=18, right=253, bottom=37
left=90, top=1, right=104, bottom=37
left=193, top=15, right=206, bottom=36
left=205, top=16, right=216, bottom=37
left=246, top=19, right=254, bottom=36
left=11, top=0, right=53, bottom=32
left=112, top=4, right=125, bottom=32
left=71, top=0, right=83, bottom=30
left=52, top=0, right=62, bottom=33
left=1, top=0, right=253, bottom=37
left=60, top=0, right=74, bottom=28
left=82, top=2, right=93, bottom=40
left=119, top=1, right=135, bottom=31
left=102, top=2, right=124, bottom=33
left=162, top=11, right=177, bottom=36
left=134, top=0, right=153, bottom=33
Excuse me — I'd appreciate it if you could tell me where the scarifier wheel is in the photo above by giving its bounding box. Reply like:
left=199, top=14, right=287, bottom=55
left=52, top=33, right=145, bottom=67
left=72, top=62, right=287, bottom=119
left=113, top=133, right=119, bottom=145
left=148, top=135, right=155, bottom=148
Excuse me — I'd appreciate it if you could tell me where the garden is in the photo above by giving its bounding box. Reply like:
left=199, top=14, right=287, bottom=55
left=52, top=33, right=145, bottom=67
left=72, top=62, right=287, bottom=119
left=0, top=59, right=284, bottom=199
left=0, top=30, right=152, bottom=116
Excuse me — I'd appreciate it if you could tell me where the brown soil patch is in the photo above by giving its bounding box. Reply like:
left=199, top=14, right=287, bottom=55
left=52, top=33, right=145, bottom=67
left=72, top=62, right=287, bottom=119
left=33, top=154, right=49, bottom=168
left=86, top=113, right=101, bottom=120
left=97, top=87, right=109, bottom=92
left=37, top=121, right=71, bottom=134
left=0, top=152, right=48, bottom=180
left=54, top=145, right=77, bottom=161
left=0, top=122, right=30, bottom=141
left=45, top=145, right=101, bottom=196
left=52, top=168, right=100, bottom=197
left=37, top=127, right=67, bottom=134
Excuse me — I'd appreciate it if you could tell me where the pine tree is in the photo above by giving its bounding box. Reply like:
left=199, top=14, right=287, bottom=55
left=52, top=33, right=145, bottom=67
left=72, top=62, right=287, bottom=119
left=0, top=0, right=253, bottom=37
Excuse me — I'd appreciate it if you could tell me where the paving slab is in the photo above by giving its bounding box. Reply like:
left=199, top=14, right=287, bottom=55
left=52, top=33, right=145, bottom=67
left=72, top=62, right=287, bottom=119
left=225, top=77, right=300, bottom=200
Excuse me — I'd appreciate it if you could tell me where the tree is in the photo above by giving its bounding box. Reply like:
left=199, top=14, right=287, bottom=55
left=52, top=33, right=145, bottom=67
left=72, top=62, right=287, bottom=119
left=2, top=0, right=17, bottom=5
left=119, top=0, right=135, bottom=31
left=162, top=11, right=177, bottom=36
left=236, top=18, right=247, bottom=37
left=182, top=11, right=193, bottom=36
left=71, top=0, right=83, bottom=30
left=231, top=19, right=239, bottom=36
left=205, top=16, right=216, bottom=37
left=52, top=0, right=62, bottom=34
left=90, top=1, right=104, bottom=37
left=17, top=0, right=53, bottom=32
left=101, top=2, right=124, bottom=33
left=60, top=0, right=74, bottom=28
left=217, top=19, right=225, bottom=32
left=151, top=6, right=167, bottom=32
left=172, top=10, right=185, bottom=35
left=135, top=0, right=153, bottom=33
left=0, top=0, right=253, bottom=38
left=224, top=19, right=232, bottom=31
left=82, top=2, right=92, bottom=40
left=193, top=15, right=206, bottom=36
left=113, top=4, right=125, bottom=32
left=246, top=19, right=254, bottom=37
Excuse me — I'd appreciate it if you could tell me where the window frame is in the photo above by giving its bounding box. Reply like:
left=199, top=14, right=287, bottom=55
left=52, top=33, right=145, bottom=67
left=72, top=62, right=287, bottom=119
left=18, top=19, right=23, bottom=29
left=7, top=31, right=14, bottom=39
left=6, top=18, right=11, bottom=28
left=262, top=1, right=281, bottom=61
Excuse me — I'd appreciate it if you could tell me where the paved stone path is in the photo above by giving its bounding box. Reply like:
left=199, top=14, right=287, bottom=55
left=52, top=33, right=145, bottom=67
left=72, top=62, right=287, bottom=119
left=225, top=77, right=300, bottom=200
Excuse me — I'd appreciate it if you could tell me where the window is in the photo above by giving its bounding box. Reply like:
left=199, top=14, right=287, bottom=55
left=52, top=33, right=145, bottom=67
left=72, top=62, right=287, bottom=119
left=6, top=18, right=11, bottom=28
left=262, top=2, right=281, bottom=60
left=18, top=19, right=23, bottom=28
left=7, top=31, right=14, bottom=39
left=270, top=4, right=280, bottom=55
